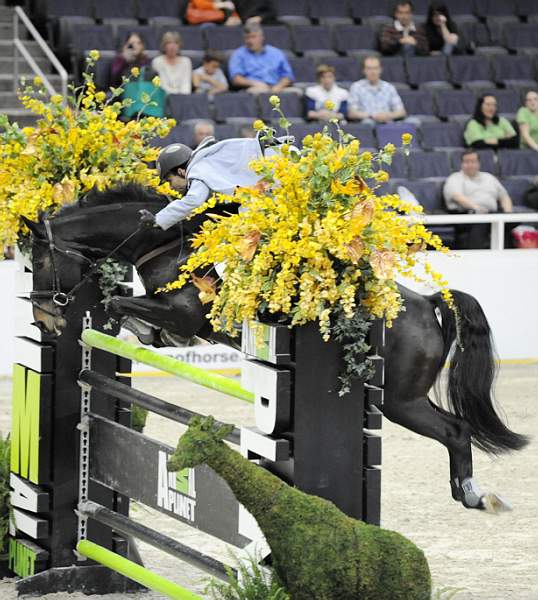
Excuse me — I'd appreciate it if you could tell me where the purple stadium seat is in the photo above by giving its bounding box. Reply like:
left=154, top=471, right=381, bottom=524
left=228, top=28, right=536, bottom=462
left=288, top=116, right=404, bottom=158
left=341, top=124, right=377, bottom=148
left=420, top=122, right=464, bottom=150
left=289, top=122, right=325, bottom=146
left=399, top=90, right=436, bottom=119
left=349, top=0, right=390, bottom=20
left=213, top=92, right=258, bottom=123
left=46, top=0, right=93, bottom=18
left=380, top=57, right=408, bottom=87
left=137, top=0, right=182, bottom=20
left=291, top=25, right=337, bottom=58
left=308, top=0, right=353, bottom=25
left=448, top=56, right=494, bottom=89
left=491, top=55, right=535, bottom=88
left=258, top=93, right=304, bottom=121
left=332, top=25, right=378, bottom=55
left=475, top=0, right=516, bottom=17
left=457, top=21, right=493, bottom=50
left=516, top=0, right=537, bottom=18
left=449, top=149, right=497, bottom=175
left=498, top=150, right=538, bottom=177
left=204, top=27, right=243, bottom=53
left=406, top=56, right=451, bottom=89
left=502, top=24, right=538, bottom=52
left=444, top=0, right=476, bottom=16
left=501, top=177, right=534, bottom=208
left=288, top=57, right=316, bottom=83
left=116, top=26, right=159, bottom=50
left=385, top=152, right=408, bottom=179
left=399, top=180, right=446, bottom=213
left=262, top=26, right=293, bottom=53
left=149, top=124, right=195, bottom=148
left=376, top=122, right=418, bottom=149
left=434, top=90, right=475, bottom=120
left=318, top=56, right=360, bottom=83
left=273, top=0, right=310, bottom=26
left=69, top=24, right=116, bottom=54
left=94, top=0, right=137, bottom=21
left=408, top=151, right=451, bottom=179
left=166, top=94, right=212, bottom=122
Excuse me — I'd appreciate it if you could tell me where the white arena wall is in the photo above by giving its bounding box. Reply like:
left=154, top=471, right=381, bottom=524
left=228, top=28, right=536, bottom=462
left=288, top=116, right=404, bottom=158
left=2, top=249, right=538, bottom=376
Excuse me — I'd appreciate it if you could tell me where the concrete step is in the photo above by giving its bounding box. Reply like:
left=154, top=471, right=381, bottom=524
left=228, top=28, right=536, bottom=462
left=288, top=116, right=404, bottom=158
left=0, top=56, right=52, bottom=75
left=0, top=73, right=66, bottom=92
left=0, top=40, right=48, bottom=59
left=0, top=91, right=19, bottom=108
left=0, top=6, right=13, bottom=20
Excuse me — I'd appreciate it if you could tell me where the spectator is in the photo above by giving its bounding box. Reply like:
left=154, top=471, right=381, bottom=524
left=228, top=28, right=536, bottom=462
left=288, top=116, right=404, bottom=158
left=422, top=3, right=460, bottom=56
left=185, top=0, right=238, bottom=26
left=517, top=90, right=538, bottom=151
left=233, top=0, right=277, bottom=24
left=464, top=94, right=518, bottom=150
left=347, top=56, right=407, bottom=124
left=239, top=125, right=256, bottom=138
left=109, top=32, right=150, bottom=88
left=228, top=23, right=294, bottom=94
left=193, top=121, right=216, bottom=147
left=192, top=53, right=229, bottom=98
left=152, top=32, right=192, bottom=95
left=305, top=65, right=348, bottom=122
left=379, top=1, right=428, bottom=57
left=443, top=149, right=512, bottom=248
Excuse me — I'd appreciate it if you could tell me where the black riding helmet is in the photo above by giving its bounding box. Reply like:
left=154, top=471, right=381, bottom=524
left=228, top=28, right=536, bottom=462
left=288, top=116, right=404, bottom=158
left=156, top=143, right=193, bottom=180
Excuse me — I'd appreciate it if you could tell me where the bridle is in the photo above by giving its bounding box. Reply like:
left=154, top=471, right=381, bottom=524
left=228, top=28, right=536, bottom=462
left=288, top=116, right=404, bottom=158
left=30, top=218, right=143, bottom=317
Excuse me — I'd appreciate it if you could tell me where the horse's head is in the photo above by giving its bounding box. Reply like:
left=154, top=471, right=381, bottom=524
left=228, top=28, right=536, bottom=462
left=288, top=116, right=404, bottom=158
left=167, top=416, right=234, bottom=472
left=23, top=215, right=96, bottom=335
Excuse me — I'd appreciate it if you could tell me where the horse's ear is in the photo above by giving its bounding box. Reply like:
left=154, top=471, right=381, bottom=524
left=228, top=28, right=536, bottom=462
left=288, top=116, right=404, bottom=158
left=21, top=216, right=45, bottom=239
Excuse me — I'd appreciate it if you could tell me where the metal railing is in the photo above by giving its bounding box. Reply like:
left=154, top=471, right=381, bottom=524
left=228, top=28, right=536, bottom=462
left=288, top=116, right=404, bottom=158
left=421, top=212, right=538, bottom=250
left=12, top=6, right=67, bottom=98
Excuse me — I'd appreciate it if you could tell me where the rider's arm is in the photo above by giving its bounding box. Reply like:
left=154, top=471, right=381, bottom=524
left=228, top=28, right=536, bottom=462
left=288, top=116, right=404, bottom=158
left=154, top=179, right=211, bottom=230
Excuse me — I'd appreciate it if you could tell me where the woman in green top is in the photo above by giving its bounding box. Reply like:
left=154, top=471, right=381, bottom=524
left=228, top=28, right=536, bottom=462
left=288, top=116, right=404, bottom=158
left=517, top=90, right=538, bottom=151
left=463, top=94, right=518, bottom=149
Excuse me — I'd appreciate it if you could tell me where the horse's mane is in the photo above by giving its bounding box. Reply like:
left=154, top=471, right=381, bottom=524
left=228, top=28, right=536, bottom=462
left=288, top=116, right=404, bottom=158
left=53, top=183, right=168, bottom=220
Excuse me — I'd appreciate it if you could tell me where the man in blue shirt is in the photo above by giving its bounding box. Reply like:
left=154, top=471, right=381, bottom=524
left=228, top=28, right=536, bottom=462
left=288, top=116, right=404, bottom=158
left=228, top=23, right=294, bottom=93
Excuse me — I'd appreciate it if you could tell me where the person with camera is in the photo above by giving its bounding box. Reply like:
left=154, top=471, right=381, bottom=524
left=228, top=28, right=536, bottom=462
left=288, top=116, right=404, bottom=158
left=109, top=32, right=150, bottom=88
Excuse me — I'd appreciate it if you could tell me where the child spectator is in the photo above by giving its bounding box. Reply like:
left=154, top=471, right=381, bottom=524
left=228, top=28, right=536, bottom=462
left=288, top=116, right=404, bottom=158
left=305, top=65, right=348, bottom=122
left=193, top=53, right=229, bottom=99
left=422, top=3, right=460, bottom=56
left=152, top=32, right=192, bottom=95
left=464, top=94, right=518, bottom=149
left=109, top=32, right=150, bottom=88
left=517, top=90, right=538, bottom=151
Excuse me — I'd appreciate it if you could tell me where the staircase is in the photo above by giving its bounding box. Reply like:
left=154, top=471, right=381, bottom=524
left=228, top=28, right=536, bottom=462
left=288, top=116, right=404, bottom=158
left=0, top=1, right=67, bottom=127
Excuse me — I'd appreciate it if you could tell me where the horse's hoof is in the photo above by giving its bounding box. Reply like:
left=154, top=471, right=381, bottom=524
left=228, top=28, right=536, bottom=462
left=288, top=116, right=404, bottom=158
left=481, top=493, right=513, bottom=514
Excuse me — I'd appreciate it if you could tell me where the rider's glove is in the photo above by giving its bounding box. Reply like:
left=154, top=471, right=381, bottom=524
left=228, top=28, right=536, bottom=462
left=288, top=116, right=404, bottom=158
left=139, top=209, right=158, bottom=229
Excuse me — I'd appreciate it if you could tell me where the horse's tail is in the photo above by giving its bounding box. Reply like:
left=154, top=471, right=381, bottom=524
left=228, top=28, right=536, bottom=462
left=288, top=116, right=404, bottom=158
left=431, top=289, right=529, bottom=455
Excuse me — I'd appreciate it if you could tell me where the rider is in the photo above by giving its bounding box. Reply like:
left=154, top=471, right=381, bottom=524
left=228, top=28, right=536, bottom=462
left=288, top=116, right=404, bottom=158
left=140, top=132, right=291, bottom=230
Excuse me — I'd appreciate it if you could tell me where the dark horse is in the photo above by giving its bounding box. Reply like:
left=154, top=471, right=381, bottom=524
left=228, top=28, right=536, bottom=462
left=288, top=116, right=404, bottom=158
left=24, top=183, right=529, bottom=512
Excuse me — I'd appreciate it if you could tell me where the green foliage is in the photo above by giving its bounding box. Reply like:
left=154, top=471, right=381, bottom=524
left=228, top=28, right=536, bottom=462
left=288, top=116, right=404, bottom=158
left=206, top=556, right=289, bottom=600
left=131, top=405, right=148, bottom=433
left=0, top=433, right=11, bottom=555
left=174, top=418, right=432, bottom=600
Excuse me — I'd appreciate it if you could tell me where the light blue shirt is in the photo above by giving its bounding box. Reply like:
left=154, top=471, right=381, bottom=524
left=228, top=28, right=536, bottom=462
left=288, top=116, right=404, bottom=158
left=228, top=44, right=294, bottom=86
left=155, top=138, right=267, bottom=230
left=348, top=79, right=404, bottom=116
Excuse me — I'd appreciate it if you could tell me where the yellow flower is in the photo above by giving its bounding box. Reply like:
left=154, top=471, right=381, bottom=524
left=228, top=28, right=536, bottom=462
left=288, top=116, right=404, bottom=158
left=88, top=49, right=100, bottom=61
left=384, top=143, right=396, bottom=154
left=50, top=94, right=63, bottom=105
left=253, top=119, right=266, bottom=131
left=401, top=133, right=413, bottom=145
left=152, top=76, right=161, bottom=87
left=361, top=151, right=373, bottom=161
left=269, top=95, right=280, bottom=107
left=130, top=67, right=140, bottom=78
left=33, top=76, right=43, bottom=87
left=375, top=170, right=389, bottom=183
left=324, top=100, right=336, bottom=111
left=95, top=91, right=106, bottom=103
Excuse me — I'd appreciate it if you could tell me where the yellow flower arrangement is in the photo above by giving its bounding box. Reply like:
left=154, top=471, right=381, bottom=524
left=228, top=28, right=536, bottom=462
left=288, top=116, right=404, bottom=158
left=162, top=108, right=452, bottom=334
left=0, top=51, right=177, bottom=253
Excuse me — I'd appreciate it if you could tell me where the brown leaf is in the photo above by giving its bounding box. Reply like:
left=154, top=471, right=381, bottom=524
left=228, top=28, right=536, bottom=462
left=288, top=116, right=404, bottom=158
left=349, top=198, right=375, bottom=228
left=191, top=274, right=217, bottom=304
left=345, top=237, right=365, bottom=264
left=355, top=176, right=369, bottom=193
left=369, top=250, right=395, bottom=280
left=238, top=229, right=261, bottom=262
left=408, top=241, right=426, bottom=254
left=52, top=179, right=76, bottom=204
